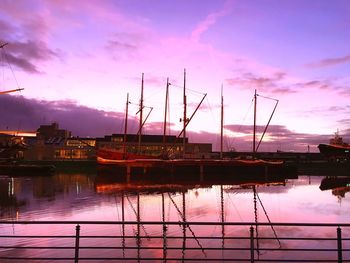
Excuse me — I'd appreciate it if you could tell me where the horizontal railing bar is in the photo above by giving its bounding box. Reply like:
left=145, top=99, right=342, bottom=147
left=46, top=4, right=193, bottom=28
left=72, top=236, right=350, bottom=241
left=0, top=257, right=74, bottom=261
left=0, top=235, right=350, bottom=241
left=1, top=245, right=348, bottom=252
left=2, top=235, right=349, bottom=242
left=70, top=247, right=350, bottom=252
left=0, top=258, right=249, bottom=262
left=1, top=220, right=350, bottom=227
left=0, top=246, right=249, bottom=251
left=0, top=235, right=75, bottom=238
left=250, top=261, right=349, bottom=263
left=70, top=246, right=250, bottom=250
left=0, top=246, right=75, bottom=249
left=1, top=257, right=345, bottom=262
left=77, top=260, right=348, bottom=262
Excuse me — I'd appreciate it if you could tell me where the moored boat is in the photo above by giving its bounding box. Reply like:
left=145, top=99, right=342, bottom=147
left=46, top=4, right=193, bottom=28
left=318, top=131, right=350, bottom=160
left=97, top=70, right=207, bottom=165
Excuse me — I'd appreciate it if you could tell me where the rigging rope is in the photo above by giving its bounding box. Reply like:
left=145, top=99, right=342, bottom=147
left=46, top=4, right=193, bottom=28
left=228, top=98, right=254, bottom=150
left=1, top=45, right=21, bottom=89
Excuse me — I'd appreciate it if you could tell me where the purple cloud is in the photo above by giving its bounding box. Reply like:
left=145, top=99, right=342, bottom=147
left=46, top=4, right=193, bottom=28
left=191, top=1, right=233, bottom=42
left=1, top=39, right=59, bottom=74
left=225, top=71, right=296, bottom=94
left=307, top=54, right=350, bottom=68
left=1, top=93, right=349, bottom=153
left=0, top=95, right=139, bottom=137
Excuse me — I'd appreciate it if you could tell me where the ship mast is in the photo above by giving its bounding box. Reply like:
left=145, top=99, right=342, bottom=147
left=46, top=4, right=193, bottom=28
left=163, top=78, right=169, bottom=156
left=220, top=85, right=224, bottom=159
left=138, top=73, right=144, bottom=154
left=183, top=69, right=187, bottom=159
left=253, top=89, right=257, bottom=157
left=123, top=93, right=129, bottom=159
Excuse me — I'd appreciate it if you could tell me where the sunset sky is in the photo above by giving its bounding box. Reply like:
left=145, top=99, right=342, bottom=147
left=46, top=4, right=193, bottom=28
left=0, top=0, right=349, bottom=152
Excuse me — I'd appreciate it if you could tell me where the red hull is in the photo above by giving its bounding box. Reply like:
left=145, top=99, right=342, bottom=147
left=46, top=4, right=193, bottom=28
left=97, top=149, right=157, bottom=164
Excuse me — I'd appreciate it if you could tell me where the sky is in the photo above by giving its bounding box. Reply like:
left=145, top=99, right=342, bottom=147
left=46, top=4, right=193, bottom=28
left=0, top=0, right=349, bottom=152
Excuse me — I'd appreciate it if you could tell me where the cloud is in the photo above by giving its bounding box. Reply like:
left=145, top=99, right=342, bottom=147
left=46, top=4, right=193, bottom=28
left=0, top=39, right=60, bottom=73
left=222, top=124, right=348, bottom=152
left=293, top=79, right=350, bottom=97
left=2, top=94, right=348, bottom=152
left=0, top=19, right=15, bottom=36
left=106, top=32, right=142, bottom=60
left=191, top=1, right=234, bottom=42
left=225, top=71, right=297, bottom=94
left=307, top=54, right=350, bottom=68
left=0, top=95, right=139, bottom=137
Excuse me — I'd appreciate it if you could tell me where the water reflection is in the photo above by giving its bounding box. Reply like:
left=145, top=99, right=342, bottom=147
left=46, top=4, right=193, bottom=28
left=0, top=172, right=349, bottom=223
left=0, top=171, right=350, bottom=261
left=320, top=176, right=350, bottom=199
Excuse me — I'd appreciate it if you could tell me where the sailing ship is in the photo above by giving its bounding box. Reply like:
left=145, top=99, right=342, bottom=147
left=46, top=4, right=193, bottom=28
left=97, top=73, right=156, bottom=164
left=227, top=89, right=285, bottom=168
left=318, top=131, right=350, bottom=159
left=97, top=70, right=207, bottom=165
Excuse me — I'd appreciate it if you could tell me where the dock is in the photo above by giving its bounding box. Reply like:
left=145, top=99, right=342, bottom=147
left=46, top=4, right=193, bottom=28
left=97, top=157, right=297, bottom=182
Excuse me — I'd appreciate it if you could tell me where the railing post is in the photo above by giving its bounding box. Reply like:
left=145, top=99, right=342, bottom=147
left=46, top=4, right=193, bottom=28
left=250, top=226, right=255, bottom=263
left=75, top=224, right=81, bottom=263
left=337, top=226, right=342, bottom=263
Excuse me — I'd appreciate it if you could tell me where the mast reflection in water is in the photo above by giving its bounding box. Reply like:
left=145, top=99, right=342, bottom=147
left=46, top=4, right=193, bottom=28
left=0, top=171, right=350, bottom=261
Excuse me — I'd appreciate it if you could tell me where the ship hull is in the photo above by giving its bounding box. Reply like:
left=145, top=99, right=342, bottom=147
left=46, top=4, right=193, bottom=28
left=97, top=149, right=157, bottom=165
left=318, top=144, right=350, bottom=157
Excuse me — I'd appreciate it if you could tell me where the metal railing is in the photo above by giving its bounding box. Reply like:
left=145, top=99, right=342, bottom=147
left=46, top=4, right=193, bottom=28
left=0, top=221, right=349, bottom=262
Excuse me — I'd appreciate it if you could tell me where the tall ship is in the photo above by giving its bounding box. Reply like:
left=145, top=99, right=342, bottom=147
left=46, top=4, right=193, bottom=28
left=97, top=70, right=208, bottom=165
left=318, top=131, right=350, bottom=160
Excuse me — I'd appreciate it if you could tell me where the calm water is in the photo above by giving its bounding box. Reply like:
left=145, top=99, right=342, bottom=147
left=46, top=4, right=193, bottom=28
left=1, top=169, right=350, bottom=262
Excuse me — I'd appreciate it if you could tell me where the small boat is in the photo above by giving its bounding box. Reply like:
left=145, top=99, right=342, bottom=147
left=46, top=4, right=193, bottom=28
left=318, top=131, right=350, bottom=160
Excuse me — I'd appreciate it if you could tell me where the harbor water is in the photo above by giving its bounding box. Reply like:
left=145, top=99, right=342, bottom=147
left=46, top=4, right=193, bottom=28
left=1, top=167, right=350, bottom=262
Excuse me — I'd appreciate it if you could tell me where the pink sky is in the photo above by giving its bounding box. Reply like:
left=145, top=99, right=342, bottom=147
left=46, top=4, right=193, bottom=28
left=0, top=0, right=349, bottom=152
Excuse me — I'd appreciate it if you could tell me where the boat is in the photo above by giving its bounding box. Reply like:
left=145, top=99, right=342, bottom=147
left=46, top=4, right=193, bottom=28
left=318, top=131, right=350, bottom=160
left=97, top=73, right=157, bottom=163
left=97, top=85, right=295, bottom=177
left=97, top=70, right=207, bottom=165
left=227, top=89, right=286, bottom=168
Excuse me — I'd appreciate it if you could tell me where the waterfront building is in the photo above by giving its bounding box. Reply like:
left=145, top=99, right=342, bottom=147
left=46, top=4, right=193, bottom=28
left=22, top=123, right=213, bottom=161
left=24, top=123, right=96, bottom=161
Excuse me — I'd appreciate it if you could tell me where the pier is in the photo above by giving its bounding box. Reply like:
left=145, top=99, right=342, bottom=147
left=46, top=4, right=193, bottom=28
left=97, top=157, right=298, bottom=183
